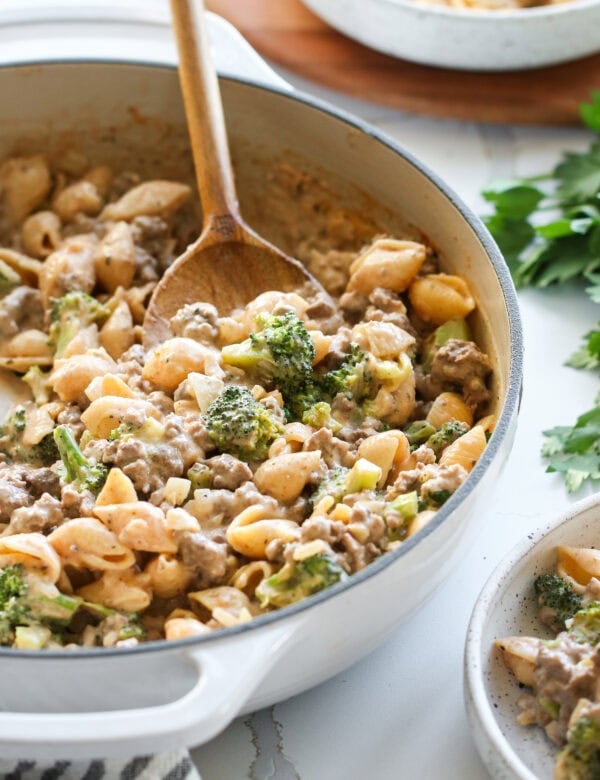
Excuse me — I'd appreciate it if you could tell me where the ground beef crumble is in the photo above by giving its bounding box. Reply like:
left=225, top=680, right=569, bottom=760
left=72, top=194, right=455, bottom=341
left=417, top=338, right=492, bottom=411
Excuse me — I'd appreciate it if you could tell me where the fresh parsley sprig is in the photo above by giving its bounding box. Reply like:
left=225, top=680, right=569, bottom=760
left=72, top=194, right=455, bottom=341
left=483, top=91, right=600, bottom=291
left=483, top=92, right=600, bottom=492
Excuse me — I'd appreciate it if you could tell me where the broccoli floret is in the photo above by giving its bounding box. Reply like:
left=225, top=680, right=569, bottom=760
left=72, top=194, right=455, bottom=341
left=310, top=459, right=382, bottom=509
left=221, top=312, right=319, bottom=421
left=22, top=365, right=51, bottom=405
left=534, top=574, right=584, bottom=632
left=0, top=565, right=27, bottom=606
left=30, top=433, right=59, bottom=466
left=4, top=406, right=25, bottom=435
left=0, top=405, right=58, bottom=466
left=107, top=418, right=164, bottom=447
left=301, top=401, right=342, bottom=433
left=53, top=424, right=107, bottom=495
left=256, top=554, right=347, bottom=608
left=419, top=489, right=453, bottom=510
left=0, top=565, right=81, bottom=646
left=429, top=489, right=452, bottom=505
left=49, top=291, right=109, bottom=357
left=222, top=311, right=315, bottom=392
left=204, top=385, right=284, bottom=462
left=115, top=615, right=147, bottom=642
left=310, top=465, right=350, bottom=508
left=557, top=714, right=600, bottom=780
left=567, top=601, right=600, bottom=645
left=108, top=422, right=137, bottom=441
left=427, top=421, right=470, bottom=458
left=320, top=344, right=372, bottom=403
left=80, top=601, right=147, bottom=642
left=0, top=565, right=29, bottom=643
left=283, top=379, right=323, bottom=421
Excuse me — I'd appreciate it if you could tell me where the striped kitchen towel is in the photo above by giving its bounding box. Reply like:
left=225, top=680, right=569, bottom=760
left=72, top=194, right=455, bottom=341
left=0, top=752, right=200, bottom=779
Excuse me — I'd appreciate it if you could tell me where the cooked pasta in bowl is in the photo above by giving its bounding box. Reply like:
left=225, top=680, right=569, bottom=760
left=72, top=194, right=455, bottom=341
left=465, top=496, right=600, bottom=780
left=301, top=0, right=600, bottom=70
left=0, top=58, right=521, bottom=758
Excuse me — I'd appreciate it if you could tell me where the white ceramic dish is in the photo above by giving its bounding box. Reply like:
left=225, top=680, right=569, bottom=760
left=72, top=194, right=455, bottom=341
left=0, top=7, right=522, bottom=761
left=301, top=0, right=600, bottom=71
left=465, top=494, right=600, bottom=780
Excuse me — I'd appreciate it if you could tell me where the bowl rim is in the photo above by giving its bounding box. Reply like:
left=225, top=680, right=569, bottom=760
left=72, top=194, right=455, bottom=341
left=464, top=492, right=600, bottom=780
left=0, top=59, right=523, bottom=658
left=307, top=0, right=600, bottom=23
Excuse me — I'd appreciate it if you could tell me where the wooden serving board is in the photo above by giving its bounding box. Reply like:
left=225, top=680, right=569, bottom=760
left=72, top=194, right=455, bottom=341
left=206, top=0, right=600, bottom=126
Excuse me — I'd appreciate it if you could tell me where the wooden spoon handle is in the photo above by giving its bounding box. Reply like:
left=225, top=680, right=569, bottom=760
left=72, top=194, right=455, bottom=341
left=170, top=0, right=239, bottom=224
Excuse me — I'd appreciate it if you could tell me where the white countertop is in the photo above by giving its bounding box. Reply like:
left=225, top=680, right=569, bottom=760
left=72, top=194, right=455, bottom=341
left=190, top=71, right=596, bottom=780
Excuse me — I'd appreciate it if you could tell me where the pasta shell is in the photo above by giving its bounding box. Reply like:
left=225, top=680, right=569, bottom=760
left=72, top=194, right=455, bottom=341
left=0, top=533, right=61, bottom=583
left=49, top=518, right=135, bottom=570
left=101, top=181, right=191, bottom=221
left=254, top=451, right=322, bottom=503
left=427, top=392, right=473, bottom=427
left=557, top=546, right=600, bottom=591
left=439, top=425, right=486, bottom=472
left=496, top=636, right=540, bottom=687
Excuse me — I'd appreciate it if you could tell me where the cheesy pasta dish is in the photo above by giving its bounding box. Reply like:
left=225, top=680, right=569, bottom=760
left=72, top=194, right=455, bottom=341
left=498, top=547, right=600, bottom=779
left=0, top=152, right=492, bottom=649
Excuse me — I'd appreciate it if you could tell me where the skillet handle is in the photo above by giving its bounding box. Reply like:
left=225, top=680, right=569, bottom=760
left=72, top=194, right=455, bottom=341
left=208, top=13, right=293, bottom=90
left=0, top=3, right=293, bottom=91
left=0, top=620, right=299, bottom=761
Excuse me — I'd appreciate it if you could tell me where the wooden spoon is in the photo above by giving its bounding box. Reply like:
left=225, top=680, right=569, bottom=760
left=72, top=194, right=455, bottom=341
left=143, top=0, right=325, bottom=348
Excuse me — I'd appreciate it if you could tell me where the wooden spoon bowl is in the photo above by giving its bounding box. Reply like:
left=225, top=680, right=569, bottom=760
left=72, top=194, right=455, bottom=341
left=144, top=219, right=316, bottom=345
left=143, top=0, right=324, bottom=348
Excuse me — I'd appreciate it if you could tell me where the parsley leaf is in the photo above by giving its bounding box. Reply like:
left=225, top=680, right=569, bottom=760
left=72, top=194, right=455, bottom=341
left=586, top=271, right=600, bottom=303
left=516, top=234, right=600, bottom=288
left=543, top=407, right=600, bottom=492
left=581, top=91, right=600, bottom=134
left=567, top=324, right=600, bottom=370
left=536, top=216, right=597, bottom=239
left=482, top=180, right=545, bottom=219
left=554, top=142, right=600, bottom=203
left=483, top=214, right=535, bottom=277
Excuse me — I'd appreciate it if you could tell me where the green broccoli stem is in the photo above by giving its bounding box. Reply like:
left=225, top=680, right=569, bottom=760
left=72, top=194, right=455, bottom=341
left=31, top=593, right=82, bottom=625
left=404, top=420, right=436, bottom=449
left=53, top=424, right=107, bottom=495
left=53, top=425, right=88, bottom=482
left=49, top=291, right=109, bottom=357
left=81, top=600, right=116, bottom=618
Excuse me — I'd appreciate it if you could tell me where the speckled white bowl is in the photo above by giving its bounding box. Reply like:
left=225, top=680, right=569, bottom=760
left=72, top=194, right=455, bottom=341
left=464, top=494, right=600, bottom=779
left=302, top=0, right=600, bottom=71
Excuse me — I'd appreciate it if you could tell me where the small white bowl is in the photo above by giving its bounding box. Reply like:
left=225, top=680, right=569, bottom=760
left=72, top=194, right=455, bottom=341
left=301, top=0, right=600, bottom=71
left=464, top=494, right=600, bottom=780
